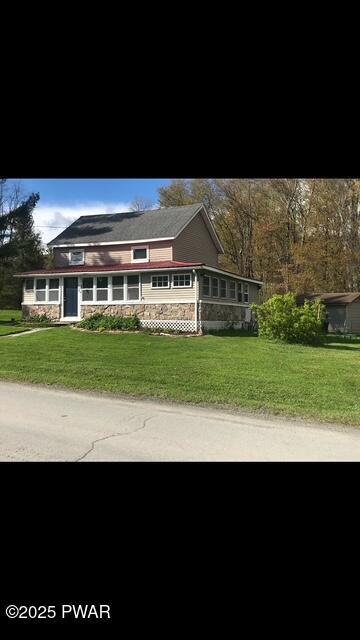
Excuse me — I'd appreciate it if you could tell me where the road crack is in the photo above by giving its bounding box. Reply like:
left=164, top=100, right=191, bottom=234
left=75, top=415, right=155, bottom=462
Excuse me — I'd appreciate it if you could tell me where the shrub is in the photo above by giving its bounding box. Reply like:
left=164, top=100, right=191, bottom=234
left=27, top=313, right=51, bottom=324
left=251, top=293, right=325, bottom=345
left=78, top=313, right=141, bottom=331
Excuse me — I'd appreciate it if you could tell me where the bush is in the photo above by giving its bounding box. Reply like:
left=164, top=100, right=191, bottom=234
left=78, top=313, right=140, bottom=331
left=27, top=313, right=51, bottom=324
left=251, top=293, right=325, bottom=345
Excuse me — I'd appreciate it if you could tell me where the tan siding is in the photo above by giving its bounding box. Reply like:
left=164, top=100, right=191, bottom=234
left=141, top=272, right=195, bottom=302
left=23, top=288, right=35, bottom=304
left=346, top=301, right=360, bottom=333
left=53, top=242, right=172, bottom=267
left=173, top=212, right=219, bottom=267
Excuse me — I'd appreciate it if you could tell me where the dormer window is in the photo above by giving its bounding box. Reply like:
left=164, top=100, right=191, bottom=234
left=69, top=250, right=84, bottom=265
left=131, top=246, right=149, bottom=263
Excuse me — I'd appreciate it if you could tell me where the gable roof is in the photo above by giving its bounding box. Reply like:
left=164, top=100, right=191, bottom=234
left=48, top=203, right=223, bottom=251
left=297, top=292, right=360, bottom=305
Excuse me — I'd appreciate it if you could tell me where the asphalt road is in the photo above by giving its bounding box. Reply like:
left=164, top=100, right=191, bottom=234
left=0, top=381, right=359, bottom=461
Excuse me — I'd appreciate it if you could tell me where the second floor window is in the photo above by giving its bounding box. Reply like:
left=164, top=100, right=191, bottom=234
left=220, top=279, right=227, bottom=298
left=69, top=250, right=84, bottom=265
left=244, top=283, right=249, bottom=303
left=132, top=246, right=148, bottom=262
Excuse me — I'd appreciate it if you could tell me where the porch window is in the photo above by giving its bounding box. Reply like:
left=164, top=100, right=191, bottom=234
left=229, top=281, right=236, bottom=299
left=35, top=279, right=46, bottom=302
left=211, top=277, right=219, bottom=297
left=69, top=250, right=84, bottom=265
left=25, top=278, right=34, bottom=291
left=238, top=282, right=243, bottom=302
left=48, top=278, right=60, bottom=302
left=82, top=277, right=94, bottom=302
left=112, top=276, right=124, bottom=301
left=220, top=279, right=227, bottom=298
left=96, top=277, right=108, bottom=301
left=152, top=275, right=169, bottom=288
left=203, top=275, right=210, bottom=297
left=173, top=273, right=192, bottom=287
left=244, top=283, right=249, bottom=303
left=127, top=275, right=140, bottom=300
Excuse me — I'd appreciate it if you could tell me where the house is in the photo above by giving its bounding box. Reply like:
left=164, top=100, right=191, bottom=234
left=297, top=292, right=360, bottom=334
left=15, top=203, right=263, bottom=332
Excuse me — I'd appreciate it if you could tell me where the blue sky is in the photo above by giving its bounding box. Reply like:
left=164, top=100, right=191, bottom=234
left=8, top=179, right=171, bottom=244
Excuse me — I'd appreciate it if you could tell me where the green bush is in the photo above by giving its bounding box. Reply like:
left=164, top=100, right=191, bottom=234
left=78, top=313, right=141, bottom=331
left=27, top=313, right=51, bottom=324
left=251, top=293, right=325, bottom=345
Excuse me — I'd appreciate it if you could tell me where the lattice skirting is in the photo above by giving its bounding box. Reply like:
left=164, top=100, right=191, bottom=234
left=140, top=319, right=196, bottom=332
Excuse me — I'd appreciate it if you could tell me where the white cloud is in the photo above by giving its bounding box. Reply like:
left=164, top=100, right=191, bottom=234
left=33, top=201, right=132, bottom=245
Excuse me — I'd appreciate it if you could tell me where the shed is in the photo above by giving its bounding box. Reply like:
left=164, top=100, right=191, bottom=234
left=297, top=292, right=360, bottom=334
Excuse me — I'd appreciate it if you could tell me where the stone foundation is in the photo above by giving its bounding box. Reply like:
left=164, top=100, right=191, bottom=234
left=81, top=303, right=195, bottom=321
left=200, top=302, right=248, bottom=322
left=22, top=304, right=61, bottom=321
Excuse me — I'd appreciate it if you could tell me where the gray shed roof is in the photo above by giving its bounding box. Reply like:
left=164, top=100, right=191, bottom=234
left=48, top=203, right=205, bottom=246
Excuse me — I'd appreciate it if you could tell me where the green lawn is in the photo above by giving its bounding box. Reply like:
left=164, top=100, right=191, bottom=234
left=0, top=309, right=22, bottom=323
left=0, top=327, right=359, bottom=425
left=0, top=326, right=30, bottom=336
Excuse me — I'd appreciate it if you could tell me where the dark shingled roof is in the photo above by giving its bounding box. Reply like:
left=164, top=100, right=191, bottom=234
left=48, top=203, right=204, bottom=246
left=297, top=292, right=360, bottom=305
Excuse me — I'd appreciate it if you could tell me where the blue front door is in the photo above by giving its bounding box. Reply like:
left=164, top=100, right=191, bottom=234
left=64, top=277, right=78, bottom=317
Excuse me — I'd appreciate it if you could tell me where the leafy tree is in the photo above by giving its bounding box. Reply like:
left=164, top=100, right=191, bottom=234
left=0, top=180, right=44, bottom=308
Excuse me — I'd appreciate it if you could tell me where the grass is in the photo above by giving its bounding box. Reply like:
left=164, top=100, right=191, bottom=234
left=0, top=326, right=31, bottom=336
left=0, top=327, right=359, bottom=425
left=0, top=309, right=22, bottom=323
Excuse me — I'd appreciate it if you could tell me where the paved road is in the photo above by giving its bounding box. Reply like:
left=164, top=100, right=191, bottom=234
left=0, top=381, right=359, bottom=461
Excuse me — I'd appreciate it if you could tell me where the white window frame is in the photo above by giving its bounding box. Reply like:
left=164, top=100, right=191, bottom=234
left=95, top=276, right=109, bottom=302
left=48, top=277, right=60, bottom=303
left=69, top=249, right=85, bottom=266
left=131, top=245, right=149, bottom=263
left=81, top=277, right=94, bottom=302
left=111, top=275, right=125, bottom=302
left=220, top=278, right=227, bottom=298
left=244, top=283, right=249, bottom=303
left=151, top=274, right=170, bottom=289
left=202, top=275, right=210, bottom=297
left=172, top=273, right=192, bottom=288
left=25, top=278, right=34, bottom=291
left=126, top=274, right=140, bottom=301
left=229, top=281, right=236, bottom=300
left=211, top=276, right=219, bottom=298
left=35, top=277, right=47, bottom=302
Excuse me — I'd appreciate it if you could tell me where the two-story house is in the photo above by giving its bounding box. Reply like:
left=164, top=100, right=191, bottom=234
left=16, top=203, right=263, bottom=332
